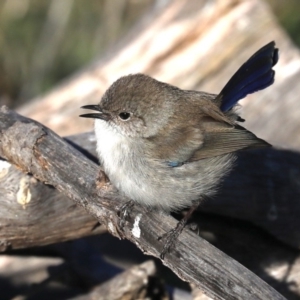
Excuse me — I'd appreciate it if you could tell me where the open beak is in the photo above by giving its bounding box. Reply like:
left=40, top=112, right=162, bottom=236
left=80, top=105, right=110, bottom=121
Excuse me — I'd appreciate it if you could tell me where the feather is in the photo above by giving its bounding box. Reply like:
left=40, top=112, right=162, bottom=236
left=217, top=41, right=278, bottom=112
left=189, top=122, right=270, bottom=161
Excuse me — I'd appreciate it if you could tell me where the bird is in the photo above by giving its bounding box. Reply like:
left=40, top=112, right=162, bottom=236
left=80, top=41, right=278, bottom=257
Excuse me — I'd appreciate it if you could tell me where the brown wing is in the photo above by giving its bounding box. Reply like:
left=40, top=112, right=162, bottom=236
left=189, top=121, right=270, bottom=161
left=146, top=125, right=204, bottom=163
left=147, top=99, right=269, bottom=163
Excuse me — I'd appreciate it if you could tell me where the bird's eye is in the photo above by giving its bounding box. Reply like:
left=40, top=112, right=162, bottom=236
left=119, top=112, right=131, bottom=121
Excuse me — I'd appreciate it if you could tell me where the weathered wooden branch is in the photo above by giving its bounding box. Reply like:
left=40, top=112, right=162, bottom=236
left=0, top=106, right=286, bottom=299
left=2, top=129, right=300, bottom=252
left=0, top=132, right=105, bottom=251
left=1, top=131, right=300, bottom=298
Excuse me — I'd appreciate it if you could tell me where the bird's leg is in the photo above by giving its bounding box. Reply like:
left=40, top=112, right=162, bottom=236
left=118, top=200, right=135, bottom=229
left=159, top=202, right=200, bottom=259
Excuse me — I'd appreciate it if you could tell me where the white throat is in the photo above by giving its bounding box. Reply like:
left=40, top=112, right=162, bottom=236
left=94, top=119, right=135, bottom=190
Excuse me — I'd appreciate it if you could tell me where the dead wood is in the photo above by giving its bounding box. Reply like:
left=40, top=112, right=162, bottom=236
left=0, top=106, right=286, bottom=299
left=71, top=260, right=167, bottom=300
left=0, top=131, right=105, bottom=251
left=1, top=130, right=299, bottom=252
left=1, top=130, right=300, bottom=298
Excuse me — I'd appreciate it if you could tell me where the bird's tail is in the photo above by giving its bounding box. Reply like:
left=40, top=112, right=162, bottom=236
left=216, top=41, right=279, bottom=112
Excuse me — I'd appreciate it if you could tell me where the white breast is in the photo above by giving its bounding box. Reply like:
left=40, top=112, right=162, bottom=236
left=94, top=119, right=143, bottom=195
left=94, top=119, right=127, bottom=178
left=94, top=119, right=162, bottom=207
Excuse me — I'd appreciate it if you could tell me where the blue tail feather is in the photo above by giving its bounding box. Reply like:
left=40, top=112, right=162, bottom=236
left=219, top=41, right=279, bottom=112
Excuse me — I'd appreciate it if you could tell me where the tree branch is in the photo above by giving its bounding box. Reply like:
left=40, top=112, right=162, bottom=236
left=0, top=106, right=286, bottom=299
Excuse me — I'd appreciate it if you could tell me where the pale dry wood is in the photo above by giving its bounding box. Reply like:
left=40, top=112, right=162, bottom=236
left=0, top=132, right=106, bottom=251
left=17, top=0, right=300, bottom=153
left=71, top=260, right=168, bottom=300
left=0, top=107, right=286, bottom=300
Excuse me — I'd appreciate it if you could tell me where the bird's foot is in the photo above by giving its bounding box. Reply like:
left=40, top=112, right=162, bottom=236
left=158, top=202, right=200, bottom=259
left=158, top=217, right=187, bottom=259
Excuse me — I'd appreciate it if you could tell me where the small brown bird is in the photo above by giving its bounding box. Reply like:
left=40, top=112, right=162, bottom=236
left=81, top=42, right=278, bottom=257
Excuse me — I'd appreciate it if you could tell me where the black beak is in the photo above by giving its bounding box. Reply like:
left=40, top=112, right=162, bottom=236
left=80, top=105, right=110, bottom=121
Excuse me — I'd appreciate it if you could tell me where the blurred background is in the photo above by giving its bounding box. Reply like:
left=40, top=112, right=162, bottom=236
left=0, top=0, right=299, bottom=108
left=1, top=0, right=300, bottom=299
left=0, top=0, right=154, bottom=108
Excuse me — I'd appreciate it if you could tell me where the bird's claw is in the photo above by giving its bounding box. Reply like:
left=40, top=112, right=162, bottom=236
left=158, top=218, right=187, bottom=259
